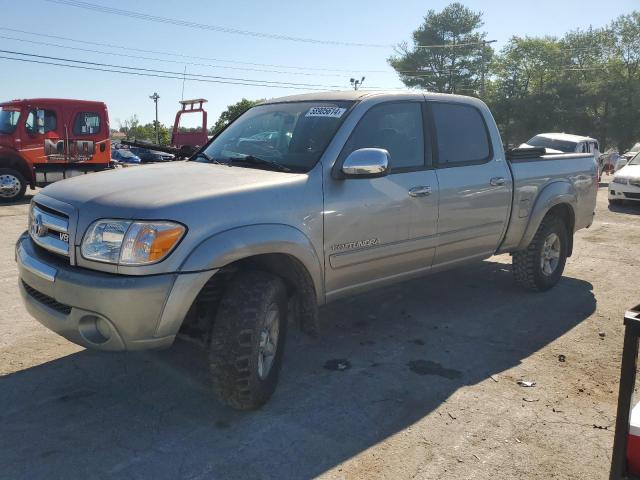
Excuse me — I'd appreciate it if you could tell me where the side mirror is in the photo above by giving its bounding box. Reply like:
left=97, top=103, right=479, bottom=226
left=341, top=148, right=390, bottom=178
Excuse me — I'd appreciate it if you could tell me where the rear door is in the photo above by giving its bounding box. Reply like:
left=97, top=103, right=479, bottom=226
left=428, top=101, right=511, bottom=267
left=323, top=100, right=439, bottom=299
left=66, top=108, right=108, bottom=165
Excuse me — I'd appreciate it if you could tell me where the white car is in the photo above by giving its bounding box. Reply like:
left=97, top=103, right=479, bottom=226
left=616, top=142, right=640, bottom=171
left=609, top=153, right=640, bottom=205
left=521, top=133, right=600, bottom=159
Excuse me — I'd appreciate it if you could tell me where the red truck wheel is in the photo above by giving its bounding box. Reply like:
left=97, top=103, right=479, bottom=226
left=0, top=168, right=27, bottom=203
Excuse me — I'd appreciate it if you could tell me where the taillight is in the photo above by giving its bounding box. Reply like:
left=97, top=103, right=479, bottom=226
left=629, top=402, right=640, bottom=475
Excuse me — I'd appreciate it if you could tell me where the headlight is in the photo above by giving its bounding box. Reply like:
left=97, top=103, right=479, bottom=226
left=612, top=176, right=628, bottom=185
left=81, top=219, right=185, bottom=265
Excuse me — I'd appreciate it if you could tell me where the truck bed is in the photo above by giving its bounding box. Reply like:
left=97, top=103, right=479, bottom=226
left=498, top=152, right=598, bottom=253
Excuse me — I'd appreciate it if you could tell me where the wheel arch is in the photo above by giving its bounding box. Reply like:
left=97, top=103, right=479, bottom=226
left=518, top=181, right=577, bottom=256
left=0, top=152, right=33, bottom=185
left=179, top=224, right=323, bottom=336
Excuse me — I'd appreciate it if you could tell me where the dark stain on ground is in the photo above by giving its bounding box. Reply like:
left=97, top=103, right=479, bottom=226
left=58, top=389, right=96, bottom=402
left=354, top=320, right=368, bottom=329
left=323, top=359, right=351, bottom=371
left=407, top=360, right=462, bottom=379
left=409, top=339, right=425, bottom=346
left=215, top=421, right=230, bottom=429
left=359, top=340, right=376, bottom=346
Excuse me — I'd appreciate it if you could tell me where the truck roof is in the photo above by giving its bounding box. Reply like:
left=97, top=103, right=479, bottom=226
left=0, top=98, right=107, bottom=108
left=261, top=89, right=485, bottom=105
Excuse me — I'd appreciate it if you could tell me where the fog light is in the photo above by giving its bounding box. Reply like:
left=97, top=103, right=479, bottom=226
left=78, top=315, right=111, bottom=344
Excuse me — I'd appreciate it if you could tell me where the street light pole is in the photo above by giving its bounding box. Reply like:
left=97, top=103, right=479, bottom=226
left=149, top=92, right=160, bottom=145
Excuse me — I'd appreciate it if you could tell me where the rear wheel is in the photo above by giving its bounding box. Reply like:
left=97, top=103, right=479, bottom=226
left=513, top=214, right=568, bottom=291
left=208, top=271, right=288, bottom=410
left=0, top=168, right=27, bottom=203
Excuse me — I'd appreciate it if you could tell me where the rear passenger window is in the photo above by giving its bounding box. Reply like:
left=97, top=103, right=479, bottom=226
left=342, top=102, right=425, bottom=171
left=431, top=103, right=490, bottom=165
left=73, top=112, right=101, bottom=135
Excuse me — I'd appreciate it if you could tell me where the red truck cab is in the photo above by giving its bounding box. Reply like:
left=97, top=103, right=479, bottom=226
left=0, top=98, right=111, bottom=202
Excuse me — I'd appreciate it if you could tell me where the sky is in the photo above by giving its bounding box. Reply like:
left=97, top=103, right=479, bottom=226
left=0, top=0, right=637, bottom=130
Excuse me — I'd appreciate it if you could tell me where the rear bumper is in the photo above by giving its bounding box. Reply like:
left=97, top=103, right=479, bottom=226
left=16, top=232, right=214, bottom=351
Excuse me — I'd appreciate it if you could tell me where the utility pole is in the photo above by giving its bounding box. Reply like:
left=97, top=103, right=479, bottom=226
left=480, top=40, right=497, bottom=98
left=350, top=76, right=365, bottom=90
left=149, top=92, right=160, bottom=145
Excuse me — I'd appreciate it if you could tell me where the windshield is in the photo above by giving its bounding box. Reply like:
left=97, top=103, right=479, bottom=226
left=0, top=107, right=21, bottom=134
left=196, top=101, right=353, bottom=172
left=526, top=135, right=578, bottom=153
left=118, top=150, right=135, bottom=158
left=630, top=152, right=640, bottom=166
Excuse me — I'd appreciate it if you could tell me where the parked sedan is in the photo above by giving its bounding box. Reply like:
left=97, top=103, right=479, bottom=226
left=111, top=149, right=141, bottom=164
left=609, top=153, right=640, bottom=205
left=129, top=147, right=175, bottom=163
left=616, top=142, right=640, bottom=172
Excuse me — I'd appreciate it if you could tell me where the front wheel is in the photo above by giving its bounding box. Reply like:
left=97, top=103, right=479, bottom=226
left=208, top=271, right=288, bottom=410
left=0, top=168, right=27, bottom=203
left=513, top=215, right=569, bottom=291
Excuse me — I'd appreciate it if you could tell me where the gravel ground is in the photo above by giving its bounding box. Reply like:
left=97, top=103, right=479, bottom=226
left=0, top=175, right=638, bottom=480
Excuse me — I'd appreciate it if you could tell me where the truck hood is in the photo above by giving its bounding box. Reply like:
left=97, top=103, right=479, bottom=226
left=38, top=161, right=316, bottom=238
left=618, top=164, right=640, bottom=179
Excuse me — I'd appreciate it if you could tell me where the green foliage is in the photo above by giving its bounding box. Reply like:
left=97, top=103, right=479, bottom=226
left=388, top=2, right=491, bottom=94
left=211, top=98, right=264, bottom=135
left=392, top=4, right=640, bottom=151
left=119, top=115, right=170, bottom=146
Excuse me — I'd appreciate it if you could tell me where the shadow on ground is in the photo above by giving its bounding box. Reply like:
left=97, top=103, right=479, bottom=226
left=0, top=260, right=595, bottom=479
left=608, top=201, right=640, bottom=215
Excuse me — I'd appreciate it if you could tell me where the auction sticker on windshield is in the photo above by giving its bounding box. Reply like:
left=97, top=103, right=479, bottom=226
left=305, top=106, right=346, bottom=118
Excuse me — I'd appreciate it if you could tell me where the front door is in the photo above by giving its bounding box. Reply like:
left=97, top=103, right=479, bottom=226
left=323, top=101, right=439, bottom=300
left=19, top=106, right=61, bottom=165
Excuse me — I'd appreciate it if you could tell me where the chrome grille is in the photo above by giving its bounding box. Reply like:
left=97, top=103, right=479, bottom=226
left=28, top=203, right=70, bottom=257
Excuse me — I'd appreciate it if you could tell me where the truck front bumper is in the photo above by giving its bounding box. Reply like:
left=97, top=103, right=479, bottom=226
left=16, top=232, right=215, bottom=351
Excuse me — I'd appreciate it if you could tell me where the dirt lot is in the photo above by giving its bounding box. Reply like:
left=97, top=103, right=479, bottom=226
left=0, top=176, right=638, bottom=480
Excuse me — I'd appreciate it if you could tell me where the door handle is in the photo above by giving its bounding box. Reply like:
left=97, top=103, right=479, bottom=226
left=490, top=177, right=506, bottom=186
left=408, top=186, right=432, bottom=197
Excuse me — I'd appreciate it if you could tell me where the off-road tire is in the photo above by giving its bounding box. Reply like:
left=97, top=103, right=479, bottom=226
left=209, top=271, right=288, bottom=410
left=0, top=168, right=27, bottom=203
left=513, top=214, right=569, bottom=292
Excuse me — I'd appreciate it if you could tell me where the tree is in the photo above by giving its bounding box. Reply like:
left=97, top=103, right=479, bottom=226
left=211, top=98, right=264, bottom=135
left=119, top=115, right=170, bottom=146
left=388, top=3, right=492, bottom=95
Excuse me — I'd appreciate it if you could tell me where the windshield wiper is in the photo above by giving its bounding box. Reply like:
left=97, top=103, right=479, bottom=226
left=191, top=151, right=221, bottom=164
left=227, top=155, right=292, bottom=172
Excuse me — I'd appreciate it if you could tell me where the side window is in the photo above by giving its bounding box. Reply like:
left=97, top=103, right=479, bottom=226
left=431, top=103, right=490, bottom=165
left=342, top=102, right=425, bottom=171
left=25, top=109, right=57, bottom=135
left=73, top=112, right=101, bottom=135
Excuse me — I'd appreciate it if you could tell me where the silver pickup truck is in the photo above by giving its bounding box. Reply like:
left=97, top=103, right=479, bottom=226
left=16, top=91, right=597, bottom=409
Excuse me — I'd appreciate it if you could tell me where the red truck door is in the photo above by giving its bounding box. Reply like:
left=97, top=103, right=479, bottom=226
left=19, top=105, right=62, bottom=166
left=64, top=108, right=109, bottom=165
